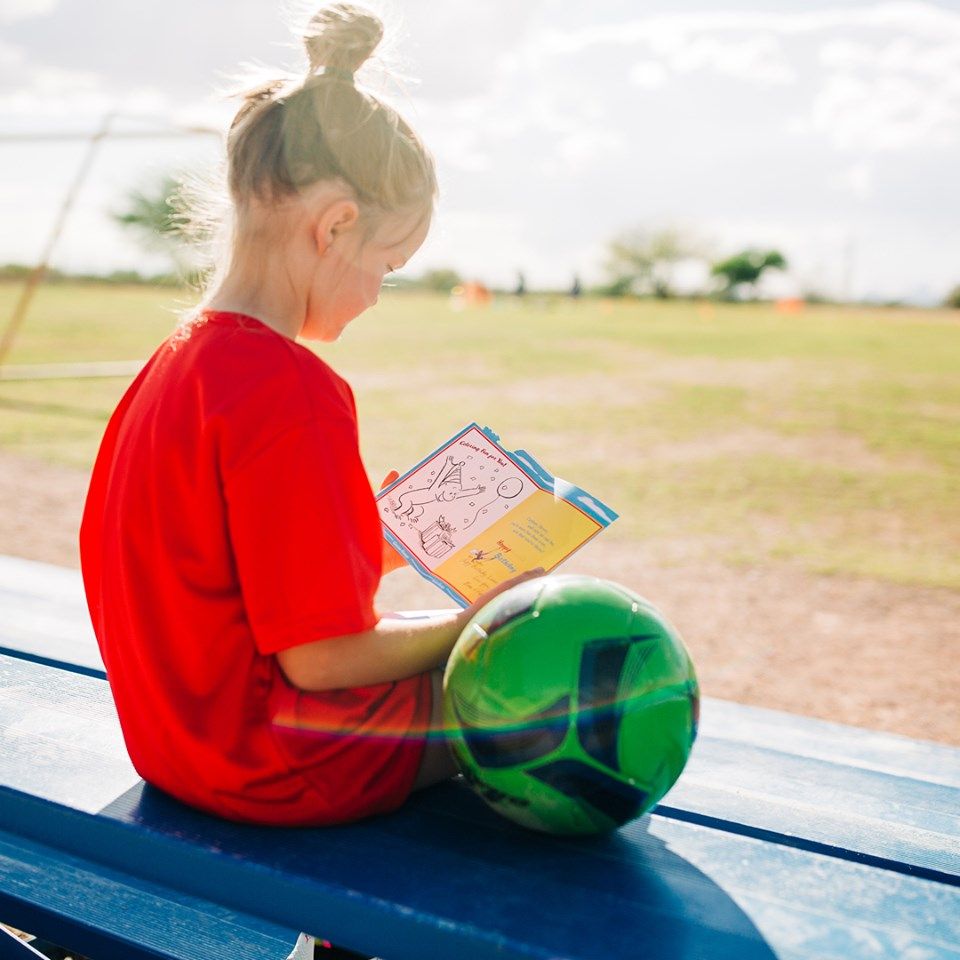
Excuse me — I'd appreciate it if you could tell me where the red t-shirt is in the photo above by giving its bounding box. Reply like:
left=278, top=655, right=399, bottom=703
left=80, top=310, right=431, bottom=825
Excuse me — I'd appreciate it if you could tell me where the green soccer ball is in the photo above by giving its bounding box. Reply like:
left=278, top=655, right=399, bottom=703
left=442, top=575, right=699, bottom=835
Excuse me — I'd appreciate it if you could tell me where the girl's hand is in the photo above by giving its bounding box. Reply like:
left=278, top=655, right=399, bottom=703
left=379, top=470, right=408, bottom=575
left=458, top=567, right=546, bottom=627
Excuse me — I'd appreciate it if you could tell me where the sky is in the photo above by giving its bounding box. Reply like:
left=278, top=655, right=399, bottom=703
left=1, top=0, right=959, bottom=303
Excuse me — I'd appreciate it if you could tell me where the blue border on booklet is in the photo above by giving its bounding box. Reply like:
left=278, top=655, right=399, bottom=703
left=378, top=424, right=619, bottom=607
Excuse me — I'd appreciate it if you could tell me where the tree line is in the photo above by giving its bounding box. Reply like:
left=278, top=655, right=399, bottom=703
left=601, top=227, right=787, bottom=301
left=106, top=181, right=793, bottom=301
left=12, top=174, right=954, bottom=307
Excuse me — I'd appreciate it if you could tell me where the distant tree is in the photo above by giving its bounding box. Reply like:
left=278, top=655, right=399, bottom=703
left=0, top=261, right=173, bottom=285
left=594, top=276, right=633, bottom=298
left=605, top=227, right=699, bottom=298
left=112, top=174, right=197, bottom=279
left=711, top=249, right=787, bottom=299
left=0, top=263, right=32, bottom=281
left=944, top=284, right=960, bottom=309
left=419, top=268, right=462, bottom=293
left=0, top=262, right=71, bottom=283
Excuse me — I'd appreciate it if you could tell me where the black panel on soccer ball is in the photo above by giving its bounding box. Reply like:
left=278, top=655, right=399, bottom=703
left=528, top=758, right=650, bottom=827
left=576, top=637, right=633, bottom=771
left=576, top=634, right=661, bottom=771
left=453, top=694, right=570, bottom=769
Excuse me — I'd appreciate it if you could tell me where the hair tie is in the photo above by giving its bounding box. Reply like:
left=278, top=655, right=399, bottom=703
left=311, top=65, right=355, bottom=85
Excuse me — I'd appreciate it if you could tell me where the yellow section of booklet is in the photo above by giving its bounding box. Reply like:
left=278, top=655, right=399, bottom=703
left=434, top=490, right=602, bottom=603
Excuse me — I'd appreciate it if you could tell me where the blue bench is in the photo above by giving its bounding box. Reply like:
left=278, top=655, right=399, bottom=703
left=1, top=554, right=958, bottom=959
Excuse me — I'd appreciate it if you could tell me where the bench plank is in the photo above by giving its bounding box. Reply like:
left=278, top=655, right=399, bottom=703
left=0, top=926, right=47, bottom=959
left=0, top=556, right=103, bottom=677
left=2, top=653, right=958, bottom=960
left=699, top=697, right=960, bottom=788
left=669, top=730, right=960, bottom=882
left=0, top=656, right=137, bottom=812
left=0, top=828, right=297, bottom=960
left=648, top=817, right=960, bottom=960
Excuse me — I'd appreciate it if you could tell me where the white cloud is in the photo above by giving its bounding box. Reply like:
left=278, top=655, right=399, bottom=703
left=547, top=129, right=624, bottom=176
left=414, top=97, right=502, bottom=174
left=807, top=69, right=960, bottom=153
left=533, top=3, right=960, bottom=52
left=830, top=161, right=875, bottom=200
left=806, top=28, right=960, bottom=153
left=0, top=49, right=178, bottom=125
left=516, top=3, right=960, bottom=155
left=524, top=12, right=801, bottom=82
left=0, top=39, right=24, bottom=67
left=664, top=32, right=796, bottom=84
left=0, top=0, right=57, bottom=22
left=630, top=61, right=668, bottom=89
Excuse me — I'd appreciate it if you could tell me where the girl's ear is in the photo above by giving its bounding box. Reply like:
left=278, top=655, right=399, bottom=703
left=316, top=198, right=361, bottom=254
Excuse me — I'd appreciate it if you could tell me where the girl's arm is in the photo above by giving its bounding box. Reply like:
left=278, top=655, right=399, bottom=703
left=276, top=612, right=464, bottom=690
left=276, top=569, right=543, bottom=691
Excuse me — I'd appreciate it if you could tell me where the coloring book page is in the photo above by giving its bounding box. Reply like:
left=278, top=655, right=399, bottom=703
left=378, top=424, right=618, bottom=606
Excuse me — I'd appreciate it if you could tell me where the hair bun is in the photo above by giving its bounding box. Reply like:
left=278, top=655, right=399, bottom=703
left=304, top=3, right=384, bottom=75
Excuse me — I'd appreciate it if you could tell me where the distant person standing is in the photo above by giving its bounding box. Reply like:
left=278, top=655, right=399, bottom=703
left=514, top=270, right=527, bottom=297
left=570, top=274, right=582, bottom=299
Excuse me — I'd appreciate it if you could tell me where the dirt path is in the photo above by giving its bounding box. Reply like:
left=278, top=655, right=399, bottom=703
left=3, top=450, right=957, bottom=746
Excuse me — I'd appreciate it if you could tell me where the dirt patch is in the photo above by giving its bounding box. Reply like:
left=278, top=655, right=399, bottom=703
left=0, top=451, right=87, bottom=568
left=4, top=450, right=957, bottom=747
left=581, top=543, right=960, bottom=745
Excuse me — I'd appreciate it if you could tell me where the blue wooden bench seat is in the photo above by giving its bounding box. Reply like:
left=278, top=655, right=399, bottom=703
left=1, top=555, right=958, bottom=959
left=0, top=555, right=104, bottom=678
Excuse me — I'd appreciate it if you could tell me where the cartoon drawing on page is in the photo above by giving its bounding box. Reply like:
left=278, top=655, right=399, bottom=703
left=388, top=456, right=485, bottom=523
left=419, top=516, right=456, bottom=558
left=469, top=535, right=514, bottom=566
left=461, top=476, right=524, bottom=529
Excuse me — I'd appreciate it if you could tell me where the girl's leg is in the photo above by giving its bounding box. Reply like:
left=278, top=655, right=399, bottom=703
left=412, top=668, right=459, bottom=790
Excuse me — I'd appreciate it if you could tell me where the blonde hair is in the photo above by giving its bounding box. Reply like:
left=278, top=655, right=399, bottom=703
left=181, top=4, right=436, bottom=305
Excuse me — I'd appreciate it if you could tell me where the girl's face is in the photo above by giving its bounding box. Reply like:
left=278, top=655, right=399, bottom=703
left=302, top=210, right=430, bottom=341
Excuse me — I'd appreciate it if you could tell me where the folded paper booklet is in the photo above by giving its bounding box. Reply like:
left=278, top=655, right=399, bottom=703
left=377, top=424, right=618, bottom=606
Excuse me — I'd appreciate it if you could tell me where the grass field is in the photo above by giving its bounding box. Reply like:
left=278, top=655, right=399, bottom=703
left=1, top=282, right=958, bottom=591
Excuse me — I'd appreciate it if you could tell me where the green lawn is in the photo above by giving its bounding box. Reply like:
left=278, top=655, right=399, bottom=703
left=2, top=283, right=958, bottom=589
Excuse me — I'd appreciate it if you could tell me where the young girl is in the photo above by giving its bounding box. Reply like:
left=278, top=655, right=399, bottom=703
left=79, top=2, right=539, bottom=835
